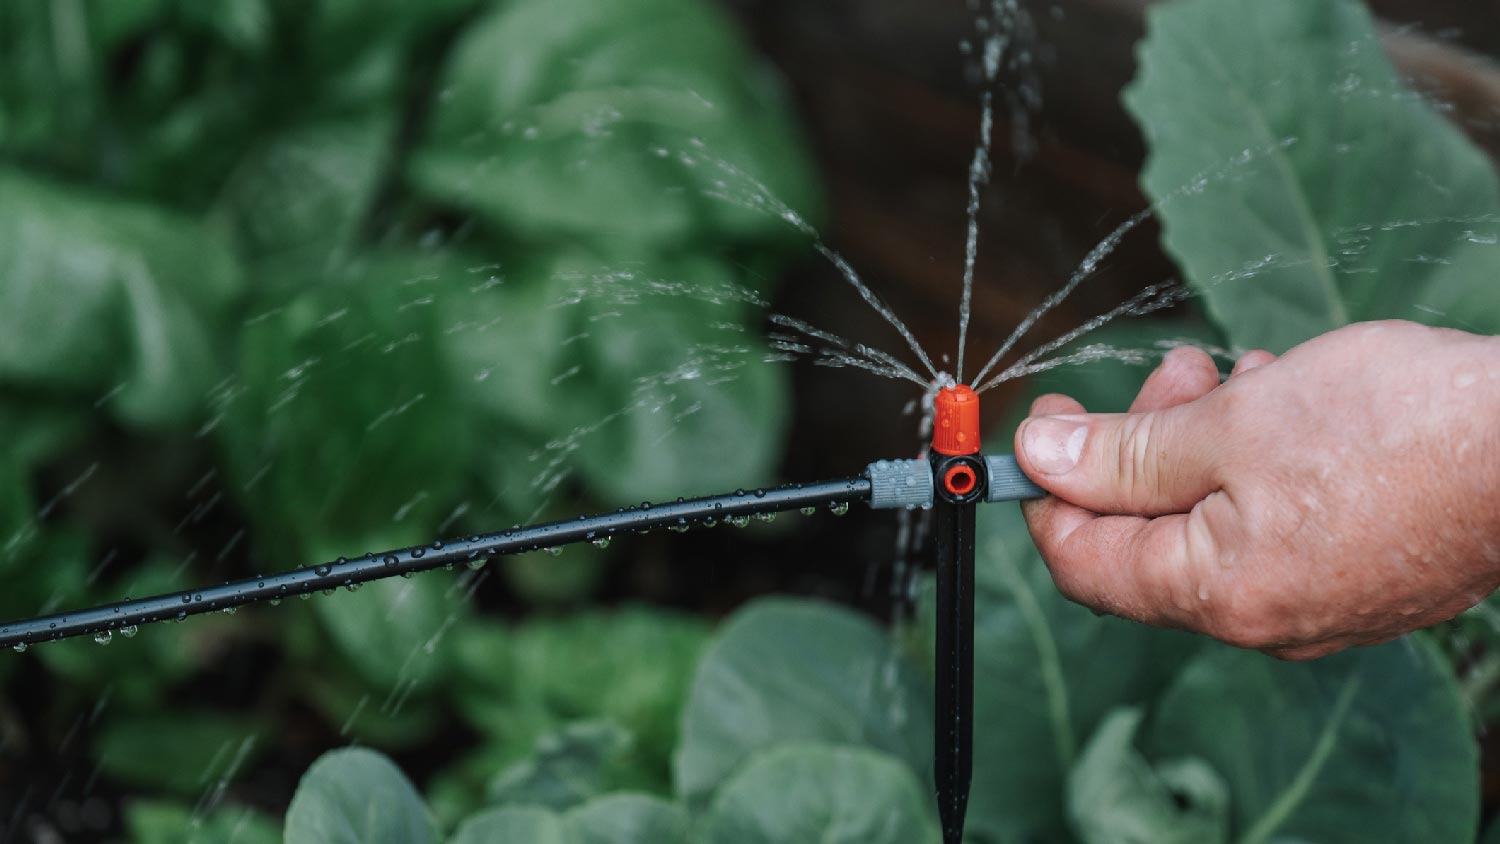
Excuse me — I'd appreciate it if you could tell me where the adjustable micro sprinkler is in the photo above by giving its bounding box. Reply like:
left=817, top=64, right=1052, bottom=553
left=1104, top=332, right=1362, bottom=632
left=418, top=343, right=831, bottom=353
left=0, top=383, right=1040, bottom=843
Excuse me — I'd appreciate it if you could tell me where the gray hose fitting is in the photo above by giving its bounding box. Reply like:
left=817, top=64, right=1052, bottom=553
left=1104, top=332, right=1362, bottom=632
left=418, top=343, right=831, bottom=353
left=984, top=454, right=1045, bottom=502
left=866, top=459, right=934, bottom=510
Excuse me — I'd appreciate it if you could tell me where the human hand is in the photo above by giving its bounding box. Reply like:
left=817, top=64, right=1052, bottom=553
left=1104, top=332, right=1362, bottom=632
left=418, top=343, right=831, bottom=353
left=1014, top=320, right=1500, bottom=659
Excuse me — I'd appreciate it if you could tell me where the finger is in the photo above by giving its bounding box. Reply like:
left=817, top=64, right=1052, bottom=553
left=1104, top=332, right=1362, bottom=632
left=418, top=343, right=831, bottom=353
left=1014, top=403, right=1221, bottom=516
left=1029, top=393, right=1086, bottom=418
left=1231, top=349, right=1276, bottom=376
left=1130, top=346, right=1221, bottom=413
left=1026, top=505, right=1203, bottom=628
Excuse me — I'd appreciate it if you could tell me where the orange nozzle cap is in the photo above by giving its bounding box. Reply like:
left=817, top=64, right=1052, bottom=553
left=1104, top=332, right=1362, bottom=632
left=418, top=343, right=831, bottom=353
left=932, top=384, right=981, bottom=456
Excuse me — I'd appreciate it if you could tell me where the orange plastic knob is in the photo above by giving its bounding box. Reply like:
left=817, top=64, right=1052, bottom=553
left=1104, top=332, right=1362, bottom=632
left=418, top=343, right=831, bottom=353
left=932, top=385, right=981, bottom=456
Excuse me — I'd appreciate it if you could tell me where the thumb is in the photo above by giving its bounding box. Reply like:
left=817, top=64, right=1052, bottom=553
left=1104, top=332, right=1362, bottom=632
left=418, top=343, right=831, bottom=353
left=1013, top=404, right=1221, bottom=516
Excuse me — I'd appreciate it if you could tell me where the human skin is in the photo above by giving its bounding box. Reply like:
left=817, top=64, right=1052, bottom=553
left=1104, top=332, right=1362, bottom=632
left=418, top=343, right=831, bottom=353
left=1013, top=319, right=1500, bottom=660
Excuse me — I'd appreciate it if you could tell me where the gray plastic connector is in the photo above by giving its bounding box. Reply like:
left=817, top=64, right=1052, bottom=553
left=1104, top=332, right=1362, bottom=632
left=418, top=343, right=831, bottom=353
left=984, top=454, right=1046, bottom=502
left=866, top=459, right=933, bottom=510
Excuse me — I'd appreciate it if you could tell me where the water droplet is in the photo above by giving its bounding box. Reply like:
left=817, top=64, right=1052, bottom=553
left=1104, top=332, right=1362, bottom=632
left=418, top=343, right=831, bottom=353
left=830, top=502, right=850, bottom=516
left=466, top=559, right=486, bottom=571
left=119, top=625, right=138, bottom=638
left=669, top=522, right=689, bottom=533
left=754, top=488, right=767, bottom=498
left=401, top=571, right=415, bottom=579
left=384, top=555, right=399, bottom=568
left=315, top=565, right=332, bottom=577
left=269, top=598, right=282, bottom=606
left=432, top=540, right=444, bottom=550
left=728, top=515, right=750, bottom=528
left=703, top=517, right=717, bottom=527
left=12, top=643, right=26, bottom=653
left=592, top=536, right=612, bottom=549
left=754, top=512, right=777, bottom=523
left=181, top=595, right=192, bottom=604
left=335, top=556, right=348, bottom=565
left=177, top=609, right=190, bottom=620
left=222, top=606, right=237, bottom=615
left=344, top=582, right=361, bottom=593
left=544, top=547, right=562, bottom=557
left=412, top=548, right=426, bottom=559
left=321, top=588, right=335, bottom=596
left=94, top=630, right=113, bottom=646
left=799, top=507, right=816, bottom=516
left=299, top=593, right=312, bottom=601
left=640, top=501, right=652, bottom=511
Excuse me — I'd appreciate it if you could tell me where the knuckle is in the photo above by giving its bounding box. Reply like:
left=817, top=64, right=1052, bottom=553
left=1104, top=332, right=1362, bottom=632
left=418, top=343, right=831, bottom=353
left=1211, top=593, right=1278, bottom=650
left=1115, top=413, right=1161, bottom=502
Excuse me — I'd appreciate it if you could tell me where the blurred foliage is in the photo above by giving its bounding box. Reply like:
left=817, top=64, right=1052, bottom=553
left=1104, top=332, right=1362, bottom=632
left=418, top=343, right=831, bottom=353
left=0, top=0, right=812, bottom=834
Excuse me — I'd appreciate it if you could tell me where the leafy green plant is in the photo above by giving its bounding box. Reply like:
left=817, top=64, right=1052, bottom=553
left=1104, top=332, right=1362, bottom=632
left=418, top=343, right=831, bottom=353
left=0, top=0, right=813, bottom=813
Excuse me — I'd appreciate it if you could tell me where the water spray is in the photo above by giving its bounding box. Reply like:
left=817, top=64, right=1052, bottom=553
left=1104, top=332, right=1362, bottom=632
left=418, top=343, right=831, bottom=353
left=0, top=384, right=1041, bottom=843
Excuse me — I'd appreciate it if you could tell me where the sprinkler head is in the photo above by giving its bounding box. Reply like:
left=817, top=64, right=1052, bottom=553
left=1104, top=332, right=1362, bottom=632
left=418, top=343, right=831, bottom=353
left=931, top=384, right=981, bottom=457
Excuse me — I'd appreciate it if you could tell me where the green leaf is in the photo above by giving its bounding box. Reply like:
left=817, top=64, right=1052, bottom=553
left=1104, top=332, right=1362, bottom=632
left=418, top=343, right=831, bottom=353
left=435, top=254, right=586, bottom=440
left=95, top=711, right=263, bottom=796
left=443, top=252, right=790, bottom=505
left=284, top=748, right=436, bottom=844
left=125, top=799, right=279, bottom=844
left=218, top=252, right=476, bottom=560
left=310, top=566, right=462, bottom=692
left=674, top=598, right=931, bottom=803
left=313, top=572, right=467, bottom=692
left=487, top=720, right=636, bottom=810
left=452, top=795, right=688, bottom=844
left=917, top=504, right=1198, bottom=843
left=1144, top=639, right=1478, bottom=844
left=0, top=168, right=243, bottom=427
left=570, top=283, right=788, bottom=504
left=1124, top=0, right=1500, bottom=352
left=217, top=116, right=394, bottom=264
left=449, top=806, right=565, bottom=844
left=503, top=607, right=709, bottom=782
left=702, top=745, right=939, bottom=844
left=1067, top=707, right=1229, bottom=844
left=566, top=794, right=691, bottom=844
left=409, top=0, right=818, bottom=253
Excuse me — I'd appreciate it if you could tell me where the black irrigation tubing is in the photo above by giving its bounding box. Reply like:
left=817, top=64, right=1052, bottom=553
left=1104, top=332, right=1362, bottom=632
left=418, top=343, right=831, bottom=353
left=0, top=476, right=873, bottom=651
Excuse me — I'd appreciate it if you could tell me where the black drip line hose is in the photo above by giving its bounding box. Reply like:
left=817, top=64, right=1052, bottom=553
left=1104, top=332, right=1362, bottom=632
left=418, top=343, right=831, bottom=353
left=0, top=477, right=872, bottom=651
